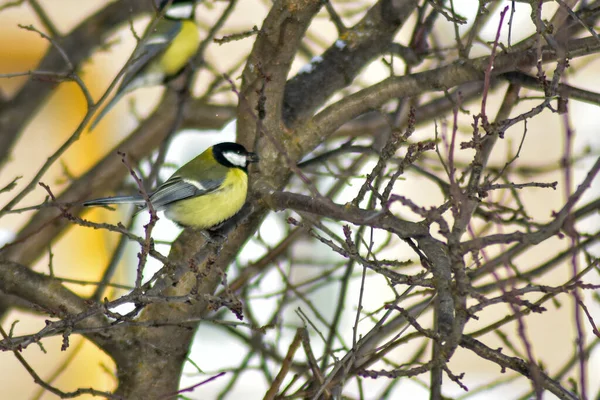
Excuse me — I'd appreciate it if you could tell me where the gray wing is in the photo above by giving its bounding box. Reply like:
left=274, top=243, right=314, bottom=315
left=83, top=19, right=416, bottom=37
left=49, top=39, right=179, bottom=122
left=89, top=21, right=184, bottom=130
left=118, top=20, right=183, bottom=92
left=147, top=175, right=224, bottom=211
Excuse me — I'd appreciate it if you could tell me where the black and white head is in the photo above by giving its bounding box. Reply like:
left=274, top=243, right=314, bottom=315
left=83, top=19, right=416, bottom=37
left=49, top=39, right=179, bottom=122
left=158, top=0, right=196, bottom=19
left=213, top=142, right=259, bottom=171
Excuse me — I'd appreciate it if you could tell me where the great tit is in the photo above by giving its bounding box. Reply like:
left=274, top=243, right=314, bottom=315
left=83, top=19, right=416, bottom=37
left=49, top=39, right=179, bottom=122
left=89, top=0, right=200, bottom=130
left=84, top=142, right=259, bottom=229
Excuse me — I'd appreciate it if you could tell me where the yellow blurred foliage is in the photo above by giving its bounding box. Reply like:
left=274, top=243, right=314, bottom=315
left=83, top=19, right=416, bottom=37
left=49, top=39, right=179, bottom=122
left=0, top=1, right=126, bottom=398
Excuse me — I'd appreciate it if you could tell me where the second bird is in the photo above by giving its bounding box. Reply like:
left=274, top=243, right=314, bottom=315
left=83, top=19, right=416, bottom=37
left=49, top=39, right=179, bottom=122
left=90, top=0, right=200, bottom=130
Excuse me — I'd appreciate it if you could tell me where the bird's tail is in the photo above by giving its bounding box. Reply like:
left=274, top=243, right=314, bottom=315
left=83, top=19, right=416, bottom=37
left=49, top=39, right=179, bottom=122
left=83, top=195, right=146, bottom=207
left=88, top=89, right=128, bottom=131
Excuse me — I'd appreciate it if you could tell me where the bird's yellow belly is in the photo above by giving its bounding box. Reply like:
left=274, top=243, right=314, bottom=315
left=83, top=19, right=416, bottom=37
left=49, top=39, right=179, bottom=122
left=165, top=169, right=248, bottom=229
left=160, top=20, right=200, bottom=75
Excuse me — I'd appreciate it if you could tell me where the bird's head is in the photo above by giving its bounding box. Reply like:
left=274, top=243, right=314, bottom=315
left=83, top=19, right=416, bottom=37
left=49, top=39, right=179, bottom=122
left=213, top=142, right=259, bottom=171
left=157, top=0, right=197, bottom=20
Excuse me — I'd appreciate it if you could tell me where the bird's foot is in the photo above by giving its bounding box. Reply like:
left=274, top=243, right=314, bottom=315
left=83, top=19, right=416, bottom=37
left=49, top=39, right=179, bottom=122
left=200, top=229, right=227, bottom=245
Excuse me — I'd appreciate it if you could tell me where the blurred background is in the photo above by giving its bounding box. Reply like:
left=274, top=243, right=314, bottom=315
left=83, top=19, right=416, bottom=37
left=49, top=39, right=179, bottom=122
left=0, top=0, right=598, bottom=398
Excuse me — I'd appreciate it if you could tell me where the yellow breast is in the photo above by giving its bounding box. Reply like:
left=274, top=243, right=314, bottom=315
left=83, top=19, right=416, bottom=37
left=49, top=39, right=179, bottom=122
left=160, top=20, right=200, bottom=75
left=164, top=168, right=248, bottom=229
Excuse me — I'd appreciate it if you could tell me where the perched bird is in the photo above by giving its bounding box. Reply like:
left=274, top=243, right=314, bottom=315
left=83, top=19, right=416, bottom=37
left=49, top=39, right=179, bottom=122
left=84, top=142, right=259, bottom=229
left=89, top=0, right=200, bottom=130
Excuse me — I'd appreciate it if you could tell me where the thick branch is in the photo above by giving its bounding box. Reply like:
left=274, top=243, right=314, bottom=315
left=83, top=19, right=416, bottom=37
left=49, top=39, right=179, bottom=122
left=114, top=1, right=324, bottom=398
left=283, top=0, right=419, bottom=125
left=302, top=36, right=600, bottom=149
left=0, top=260, right=112, bottom=351
left=263, top=190, right=427, bottom=238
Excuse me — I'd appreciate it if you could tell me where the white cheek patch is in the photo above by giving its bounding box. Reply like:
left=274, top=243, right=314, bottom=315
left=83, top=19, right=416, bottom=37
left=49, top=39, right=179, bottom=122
left=223, top=152, right=247, bottom=168
left=165, top=4, right=194, bottom=19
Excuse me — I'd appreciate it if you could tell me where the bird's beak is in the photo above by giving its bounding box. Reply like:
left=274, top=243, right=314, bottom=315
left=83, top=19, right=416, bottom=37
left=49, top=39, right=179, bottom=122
left=248, top=152, right=259, bottom=163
